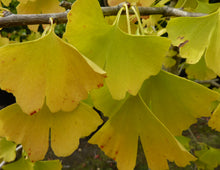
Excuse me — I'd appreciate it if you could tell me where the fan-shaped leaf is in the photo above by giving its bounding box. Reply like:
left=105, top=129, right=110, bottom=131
left=64, top=0, right=171, bottom=100
left=140, top=70, right=219, bottom=136
left=0, top=25, right=106, bottom=114
left=167, top=11, right=218, bottom=64
left=90, top=94, right=196, bottom=170
left=0, top=103, right=102, bottom=161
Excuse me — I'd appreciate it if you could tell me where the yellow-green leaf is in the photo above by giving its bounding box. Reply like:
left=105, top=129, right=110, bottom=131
left=90, top=95, right=196, bottom=170
left=0, top=137, right=16, bottom=162
left=209, top=104, right=220, bottom=131
left=107, top=0, right=155, bottom=6
left=167, top=11, right=218, bottom=64
left=3, top=157, right=62, bottom=170
left=0, top=0, right=11, bottom=6
left=0, top=25, right=106, bottom=114
left=185, top=55, right=217, bottom=80
left=205, top=9, right=220, bottom=75
left=16, top=0, right=64, bottom=14
left=64, top=0, right=171, bottom=100
left=195, top=145, right=220, bottom=170
left=141, top=70, right=219, bottom=136
left=0, top=35, right=9, bottom=47
left=0, top=103, right=102, bottom=161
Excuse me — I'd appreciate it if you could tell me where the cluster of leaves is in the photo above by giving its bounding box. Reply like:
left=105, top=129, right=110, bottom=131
left=0, top=0, right=220, bottom=169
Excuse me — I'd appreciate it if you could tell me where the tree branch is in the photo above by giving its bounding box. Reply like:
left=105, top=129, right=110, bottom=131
left=0, top=3, right=207, bottom=28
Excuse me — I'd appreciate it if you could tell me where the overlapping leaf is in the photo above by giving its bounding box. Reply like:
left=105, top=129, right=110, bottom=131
left=0, top=25, right=106, bottom=114
left=167, top=11, right=218, bottom=64
left=0, top=103, right=102, bottom=161
left=140, top=70, right=219, bottom=136
left=195, top=145, right=220, bottom=170
left=90, top=89, right=196, bottom=170
left=0, top=137, right=16, bottom=162
left=90, top=70, right=219, bottom=169
left=64, top=0, right=171, bottom=100
left=3, top=157, right=62, bottom=170
left=185, top=55, right=217, bottom=80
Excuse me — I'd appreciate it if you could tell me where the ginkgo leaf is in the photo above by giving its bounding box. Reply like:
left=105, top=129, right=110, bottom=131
left=167, top=11, right=218, bottom=64
left=185, top=55, right=217, bottom=80
left=0, top=103, right=102, bottom=161
left=16, top=0, right=64, bottom=14
left=0, top=137, right=16, bottom=162
left=208, top=104, right=220, bottom=131
left=205, top=9, right=220, bottom=75
left=195, top=145, right=220, bottom=170
left=64, top=0, right=171, bottom=100
left=0, top=25, right=106, bottom=114
left=195, top=1, right=220, bottom=13
left=107, top=0, right=155, bottom=6
left=175, top=0, right=198, bottom=10
left=89, top=94, right=196, bottom=170
left=0, top=0, right=11, bottom=6
left=0, top=35, right=9, bottom=47
left=140, top=70, right=219, bottom=136
left=3, top=157, right=62, bottom=170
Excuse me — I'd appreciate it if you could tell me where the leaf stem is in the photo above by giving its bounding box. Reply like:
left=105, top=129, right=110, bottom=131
left=131, top=6, right=144, bottom=35
left=123, top=3, right=131, bottom=34
left=113, top=6, right=125, bottom=26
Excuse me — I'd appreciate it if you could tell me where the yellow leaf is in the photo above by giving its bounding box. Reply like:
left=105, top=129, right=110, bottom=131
left=107, top=0, right=154, bottom=6
left=16, top=0, right=64, bottom=14
left=0, top=25, right=106, bottom=114
left=90, top=95, right=196, bottom=170
left=64, top=0, right=170, bottom=100
left=0, top=103, right=102, bottom=161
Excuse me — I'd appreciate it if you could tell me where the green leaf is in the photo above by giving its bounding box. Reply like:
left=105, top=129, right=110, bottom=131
left=141, top=70, right=219, bottom=136
left=0, top=137, right=16, bottom=162
left=167, top=11, right=218, bottom=64
left=34, top=160, right=62, bottom=170
left=185, top=55, right=217, bottom=80
left=64, top=0, right=171, bottom=100
left=0, top=103, right=102, bottom=161
left=3, top=157, right=33, bottom=170
left=195, top=145, right=220, bottom=170
left=175, top=0, right=198, bottom=10
left=0, top=25, right=106, bottom=114
left=3, top=157, right=62, bottom=170
left=90, top=94, right=196, bottom=170
left=195, top=1, right=220, bottom=13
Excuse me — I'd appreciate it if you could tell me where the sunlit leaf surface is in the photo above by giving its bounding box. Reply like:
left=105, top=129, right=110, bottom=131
left=0, top=137, right=16, bottom=162
left=16, top=0, right=64, bottom=14
left=0, top=103, right=102, bottom=161
left=0, top=25, right=106, bottom=114
left=64, top=0, right=170, bottom=100
left=167, top=11, right=218, bottom=64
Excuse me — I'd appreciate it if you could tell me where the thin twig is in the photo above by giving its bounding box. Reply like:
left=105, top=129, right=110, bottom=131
left=195, top=79, right=220, bottom=88
left=0, top=3, right=207, bottom=27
